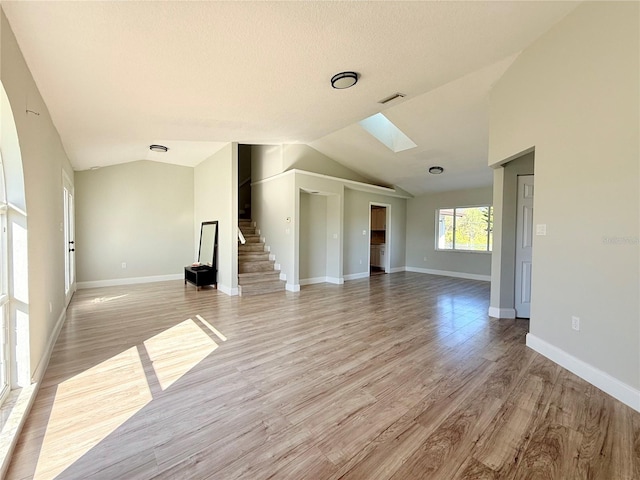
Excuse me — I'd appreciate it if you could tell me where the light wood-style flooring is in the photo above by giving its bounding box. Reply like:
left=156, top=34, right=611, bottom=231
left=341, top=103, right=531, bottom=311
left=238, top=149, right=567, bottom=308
left=7, top=272, right=640, bottom=479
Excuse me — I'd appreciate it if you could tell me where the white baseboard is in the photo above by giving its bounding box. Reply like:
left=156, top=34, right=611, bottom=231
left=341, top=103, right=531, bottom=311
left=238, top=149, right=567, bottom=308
left=286, top=283, right=300, bottom=292
left=405, top=266, right=491, bottom=282
left=268, top=254, right=276, bottom=261
left=526, top=333, right=640, bottom=412
left=77, top=273, right=183, bottom=289
left=389, top=266, right=406, bottom=273
left=488, top=306, right=517, bottom=319
left=344, top=272, right=369, bottom=281
left=274, top=263, right=281, bottom=271
left=31, top=308, right=66, bottom=383
left=300, top=276, right=345, bottom=286
left=300, top=277, right=326, bottom=286
left=279, top=272, right=286, bottom=281
left=217, top=284, right=239, bottom=296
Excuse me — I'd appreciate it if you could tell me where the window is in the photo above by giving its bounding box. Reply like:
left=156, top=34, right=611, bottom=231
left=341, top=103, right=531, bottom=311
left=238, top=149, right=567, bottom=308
left=0, top=156, right=8, bottom=406
left=437, top=205, right=493, bottom=252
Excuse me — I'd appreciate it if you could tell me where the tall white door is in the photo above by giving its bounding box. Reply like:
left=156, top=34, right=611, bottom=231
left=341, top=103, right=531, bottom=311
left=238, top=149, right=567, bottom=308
left=515, top=175, right=534, bottom=318
left=63, top=173, right=75, bottom=305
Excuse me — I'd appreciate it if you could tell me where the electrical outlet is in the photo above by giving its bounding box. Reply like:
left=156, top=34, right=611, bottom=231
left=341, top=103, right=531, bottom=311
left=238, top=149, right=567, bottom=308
left=121, top=262, right=127, bottom=269
left=571, top=316, right=580, bottom=331
left=359, top=259, right=362, bottom=264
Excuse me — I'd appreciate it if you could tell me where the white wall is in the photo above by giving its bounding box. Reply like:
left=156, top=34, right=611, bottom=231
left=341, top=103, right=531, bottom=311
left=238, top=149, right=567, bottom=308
left=75, top=161, right=194, bottom=284
left=1, top=10, right=74, bottom=380
left=489, top=2, right=639, bottom=405
left=406, top=186, right=493, bottom=279
left=194, top=143, right=238, bottom=295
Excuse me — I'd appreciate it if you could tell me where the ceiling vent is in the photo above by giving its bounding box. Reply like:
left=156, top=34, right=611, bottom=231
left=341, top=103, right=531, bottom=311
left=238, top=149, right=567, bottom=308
left=378, top=92, right=406, bottom=105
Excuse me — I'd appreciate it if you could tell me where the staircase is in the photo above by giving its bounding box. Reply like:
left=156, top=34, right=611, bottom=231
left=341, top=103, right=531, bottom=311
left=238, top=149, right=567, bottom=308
left=238, top=220, right=285, bottom=296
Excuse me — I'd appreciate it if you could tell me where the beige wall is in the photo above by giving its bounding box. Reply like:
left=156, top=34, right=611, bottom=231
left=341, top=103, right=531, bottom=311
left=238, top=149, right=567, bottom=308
left=489, top=2, right=639, bottom=397
left=283, top=144, right=372, bottom=184
left=343, top=188, right=407, bottom=277
left=252, top=173, right=295, bottom=286
left=405, top=186, right=493, bottom=279
left=252, top=143, right=374, bottom=185
left=194, top=143, right=238, bottom=295
left=251, top=144, right=283, bottom=181
left=253, top=170, right=408, bottom=289
left=75, top=161, right=194, bottom=284
left=299, top=193, right=327, bottom=281
left=1, top=10, right=74, bottom=380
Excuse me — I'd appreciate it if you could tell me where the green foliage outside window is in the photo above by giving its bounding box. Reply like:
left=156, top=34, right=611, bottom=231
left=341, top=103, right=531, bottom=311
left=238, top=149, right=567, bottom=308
left=437, top=206, right=492, bottom=252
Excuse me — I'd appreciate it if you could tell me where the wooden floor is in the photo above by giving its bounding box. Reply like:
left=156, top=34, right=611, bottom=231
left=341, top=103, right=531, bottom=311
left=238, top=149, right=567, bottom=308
left=7, top=272, right=639, bottom=479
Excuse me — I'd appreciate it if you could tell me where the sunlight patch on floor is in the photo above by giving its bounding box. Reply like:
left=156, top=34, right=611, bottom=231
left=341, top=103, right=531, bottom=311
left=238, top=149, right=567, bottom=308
left=35, top=347, right=151, bottom=479
left=143, top=319, right=218, bottom=391
left=91, top=294, right=129, bottom=304
left=196, top=314, right=227, bottom=342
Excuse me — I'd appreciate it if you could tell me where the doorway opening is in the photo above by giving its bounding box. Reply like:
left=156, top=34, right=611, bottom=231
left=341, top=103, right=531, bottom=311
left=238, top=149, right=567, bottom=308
left=63, top=171, right=75, bottom=306
left=369, top=203, right=390, bottom=275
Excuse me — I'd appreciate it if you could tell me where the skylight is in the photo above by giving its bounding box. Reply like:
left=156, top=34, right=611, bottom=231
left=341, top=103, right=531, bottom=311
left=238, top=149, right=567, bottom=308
left=358, top=113, right=417, bottom=153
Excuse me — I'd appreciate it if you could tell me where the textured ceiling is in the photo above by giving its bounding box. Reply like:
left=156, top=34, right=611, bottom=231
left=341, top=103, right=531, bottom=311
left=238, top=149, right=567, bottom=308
left=2, top=1, right=577, bottom=193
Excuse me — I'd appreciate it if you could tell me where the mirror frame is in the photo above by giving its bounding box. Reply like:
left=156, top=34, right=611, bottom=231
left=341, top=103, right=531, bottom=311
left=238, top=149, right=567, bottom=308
left=198, top=220, right=218, bottom=269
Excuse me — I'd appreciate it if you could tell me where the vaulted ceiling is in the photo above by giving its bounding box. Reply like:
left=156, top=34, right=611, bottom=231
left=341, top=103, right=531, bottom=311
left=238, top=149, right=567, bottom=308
left=3, top=1, right=577, bottom=195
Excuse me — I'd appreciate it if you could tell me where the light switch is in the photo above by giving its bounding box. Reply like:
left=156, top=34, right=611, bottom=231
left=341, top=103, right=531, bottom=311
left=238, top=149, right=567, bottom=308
left=362, top=230, right=367, bottom=235
left=333, top=233, right=338, bottom=239
left=536, top=224, right=547, bottom=236
left=285, top=228, right=290, bottom=235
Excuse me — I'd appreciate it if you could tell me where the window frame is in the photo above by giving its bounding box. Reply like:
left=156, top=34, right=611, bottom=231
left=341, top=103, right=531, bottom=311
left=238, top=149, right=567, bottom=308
left=435, top=204, right=493, bottom=253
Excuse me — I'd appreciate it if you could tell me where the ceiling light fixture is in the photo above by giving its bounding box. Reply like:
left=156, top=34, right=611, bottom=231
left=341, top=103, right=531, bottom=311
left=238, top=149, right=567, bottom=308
left=331, top=71, right=358, bottom=89
left=428, top=166, right=444, bottom=175
left=149, top=144, right=168, bottom=153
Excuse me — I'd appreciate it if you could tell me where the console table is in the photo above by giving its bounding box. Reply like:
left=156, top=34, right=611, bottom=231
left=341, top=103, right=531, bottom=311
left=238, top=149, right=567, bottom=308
left=184, top=266, right=217, bottom=290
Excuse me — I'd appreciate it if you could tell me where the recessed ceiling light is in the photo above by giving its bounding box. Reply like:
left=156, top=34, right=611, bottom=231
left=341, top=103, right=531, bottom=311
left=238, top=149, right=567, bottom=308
left=428, top=166, right=444, bottom=175
left=331, top=71, right=358, bottom=89
left=149, top=144, right=168, bottom=153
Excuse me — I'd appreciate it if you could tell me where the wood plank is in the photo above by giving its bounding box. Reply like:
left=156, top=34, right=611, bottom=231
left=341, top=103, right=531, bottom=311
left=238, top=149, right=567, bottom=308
left=5, top=273, right=638, bottom=480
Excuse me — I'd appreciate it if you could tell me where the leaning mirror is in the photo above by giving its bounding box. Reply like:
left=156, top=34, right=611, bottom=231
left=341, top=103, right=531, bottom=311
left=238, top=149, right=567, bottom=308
left=198, top=221, right=218, bottom=268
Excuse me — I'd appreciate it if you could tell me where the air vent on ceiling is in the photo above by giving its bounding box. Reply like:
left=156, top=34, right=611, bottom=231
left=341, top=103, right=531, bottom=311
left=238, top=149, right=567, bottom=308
left=378, top=92, right=406, bottom=105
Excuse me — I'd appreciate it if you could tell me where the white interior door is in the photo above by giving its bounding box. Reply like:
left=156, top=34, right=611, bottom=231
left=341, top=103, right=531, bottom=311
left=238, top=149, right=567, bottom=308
left=515, top=175, right=534, bottom=318
left=63, top=173, right=75, bottom=305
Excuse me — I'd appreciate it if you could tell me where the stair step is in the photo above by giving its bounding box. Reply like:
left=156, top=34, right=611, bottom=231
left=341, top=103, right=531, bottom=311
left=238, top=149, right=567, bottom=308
left=239, top=220, right=254, bottom=226
left=242, top=234, right=262, bottom=244
left=238, top=271, right=281, bottom=284
left=239, top=243, right=266, bottom=253
left=239, top=280, right=285, bottom=296
left=239, top=252, right=270, bottom=261
left=240, top=226, right=256, bottom=235
left=239, top=260, right=276, bottom=273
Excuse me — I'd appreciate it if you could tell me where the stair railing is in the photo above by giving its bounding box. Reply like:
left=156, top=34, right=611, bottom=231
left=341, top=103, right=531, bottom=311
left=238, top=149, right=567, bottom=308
left=238, top=226, right=246, bottom=245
